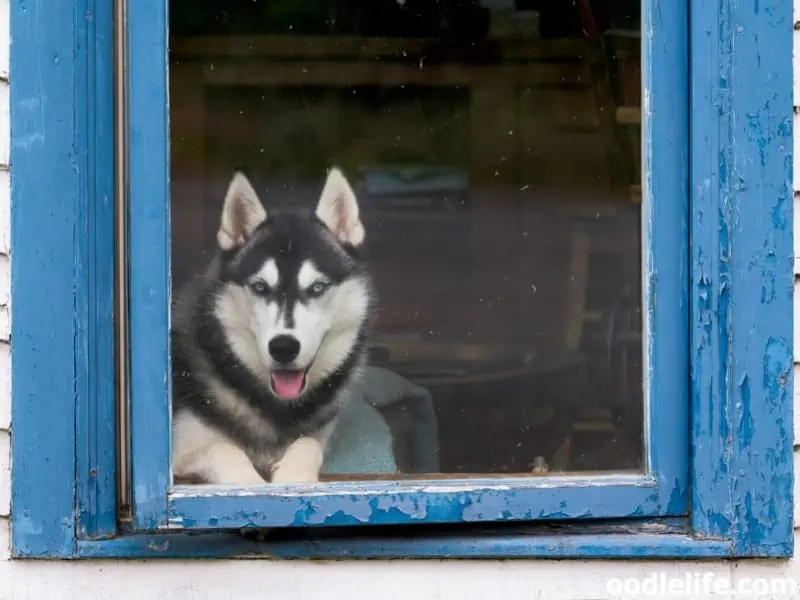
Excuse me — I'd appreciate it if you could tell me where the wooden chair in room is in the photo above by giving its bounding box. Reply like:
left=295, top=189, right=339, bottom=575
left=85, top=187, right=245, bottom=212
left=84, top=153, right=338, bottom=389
left=545, top=217, right=643, bottom=473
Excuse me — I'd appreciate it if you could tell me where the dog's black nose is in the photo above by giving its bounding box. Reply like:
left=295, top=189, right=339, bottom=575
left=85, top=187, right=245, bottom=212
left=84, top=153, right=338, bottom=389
left=268, top=335, right=301, bottom=364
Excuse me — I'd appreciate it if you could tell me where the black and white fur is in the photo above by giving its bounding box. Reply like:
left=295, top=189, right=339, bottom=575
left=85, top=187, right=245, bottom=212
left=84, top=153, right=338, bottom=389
left=171, top=167, right=375, bottom=485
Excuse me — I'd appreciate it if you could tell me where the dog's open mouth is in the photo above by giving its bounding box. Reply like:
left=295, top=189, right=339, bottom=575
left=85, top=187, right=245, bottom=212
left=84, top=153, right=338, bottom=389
left=270, top=369, right=307, bottom=400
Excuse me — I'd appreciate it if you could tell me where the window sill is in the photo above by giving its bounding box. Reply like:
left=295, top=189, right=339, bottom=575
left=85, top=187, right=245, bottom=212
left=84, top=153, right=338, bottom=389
left=63, top=527, right=746, bottom=560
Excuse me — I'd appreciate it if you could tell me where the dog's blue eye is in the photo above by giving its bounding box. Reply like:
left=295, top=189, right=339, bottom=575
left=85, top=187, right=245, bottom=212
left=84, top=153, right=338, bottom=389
left=249, top=281, right=271, bottom=296
left=308, top=280, right=329, bottom=297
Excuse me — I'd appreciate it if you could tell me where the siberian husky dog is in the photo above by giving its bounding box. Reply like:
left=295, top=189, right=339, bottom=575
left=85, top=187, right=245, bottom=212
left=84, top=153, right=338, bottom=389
left=171, top=167, right=375, bottom=485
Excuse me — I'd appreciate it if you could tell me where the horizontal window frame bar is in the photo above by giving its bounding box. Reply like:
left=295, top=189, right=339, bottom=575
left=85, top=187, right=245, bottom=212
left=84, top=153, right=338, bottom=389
left=74, top=519, right=735, bottom=559
left=164, top=475, right=671, bottom=530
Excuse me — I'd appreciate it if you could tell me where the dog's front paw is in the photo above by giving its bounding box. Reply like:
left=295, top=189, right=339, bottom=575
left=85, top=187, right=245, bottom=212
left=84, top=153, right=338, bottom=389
left=270, top=437, right=324, bottom=484
left=270, top=463, right=320, bottom=484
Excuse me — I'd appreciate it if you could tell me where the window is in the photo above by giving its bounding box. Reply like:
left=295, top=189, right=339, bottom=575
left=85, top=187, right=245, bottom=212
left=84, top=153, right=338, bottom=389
left=10, top=0, right=793, bottom=558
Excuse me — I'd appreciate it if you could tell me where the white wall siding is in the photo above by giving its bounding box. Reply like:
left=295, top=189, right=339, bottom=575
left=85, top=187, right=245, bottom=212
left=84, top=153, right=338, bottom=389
left=0, top=559, right=751, bottom=600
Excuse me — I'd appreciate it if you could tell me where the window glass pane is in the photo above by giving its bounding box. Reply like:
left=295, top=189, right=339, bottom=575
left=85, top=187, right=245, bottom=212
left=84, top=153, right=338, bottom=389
left=169, top=0, right=643, bottom=483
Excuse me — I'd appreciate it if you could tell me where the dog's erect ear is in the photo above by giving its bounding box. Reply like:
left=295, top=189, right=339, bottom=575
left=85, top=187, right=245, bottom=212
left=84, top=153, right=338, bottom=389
left=315, top=167, right=365, bottom=247
left=217, top=172, right=267, bottom=251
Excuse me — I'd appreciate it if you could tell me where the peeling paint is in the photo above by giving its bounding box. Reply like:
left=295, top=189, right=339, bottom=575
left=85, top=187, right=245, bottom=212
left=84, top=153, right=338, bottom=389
left=166, top=475, right=661, bottom=530
left=689, top=0, right=793, bottom=558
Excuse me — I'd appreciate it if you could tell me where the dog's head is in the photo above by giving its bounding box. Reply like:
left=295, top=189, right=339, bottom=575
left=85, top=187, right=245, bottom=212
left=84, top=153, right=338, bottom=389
left=212, top=167, right=374, bottom=401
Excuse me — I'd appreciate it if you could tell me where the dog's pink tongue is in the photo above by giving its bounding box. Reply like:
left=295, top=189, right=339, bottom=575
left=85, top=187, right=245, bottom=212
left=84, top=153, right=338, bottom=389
left=271, top=371, right=304, bottom=399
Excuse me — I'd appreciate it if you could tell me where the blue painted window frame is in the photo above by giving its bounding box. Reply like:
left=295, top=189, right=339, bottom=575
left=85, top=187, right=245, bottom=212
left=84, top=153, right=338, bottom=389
left=9, top=0, right=793, bottom=559
left=129, top=0, right=689, bottom=533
